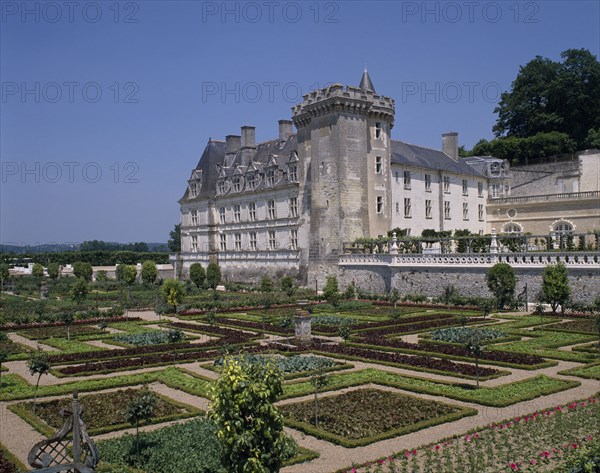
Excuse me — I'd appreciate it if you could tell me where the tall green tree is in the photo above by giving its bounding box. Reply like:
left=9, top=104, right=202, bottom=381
left=486, top=263, right=516, bottom=309
left=210, top=357, right=289, bottom=473
left=168, top=224, right=181, bottom=252
left=493, top=49, right=600, bottom=148
left=540, top=263, right=571, bottom=313
left=141, top=260, right=158, bottom=285
left=189, top=263, right=205, bottom=289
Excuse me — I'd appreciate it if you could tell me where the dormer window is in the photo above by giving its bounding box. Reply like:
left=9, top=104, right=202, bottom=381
left=232, top=176, right=241, bottom=192
left=288, top=165, right=298, bottom=182
left=266, top=168, right=276, bottom=186
left=189, top=182, right=198, bottom=197
left=246, top=173, right=255, bottom=190
left=217, top=180, right=226, bottom=195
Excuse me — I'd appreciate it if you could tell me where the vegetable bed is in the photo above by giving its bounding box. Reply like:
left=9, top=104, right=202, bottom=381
left=281, top=388, right=476, bottom=447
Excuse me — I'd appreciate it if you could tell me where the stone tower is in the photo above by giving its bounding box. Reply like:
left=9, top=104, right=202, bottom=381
left=292, top=70, right=395, bottom=283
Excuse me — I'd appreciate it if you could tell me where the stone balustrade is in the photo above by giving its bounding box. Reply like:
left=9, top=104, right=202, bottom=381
left=338, top=252, right=599, bottom=268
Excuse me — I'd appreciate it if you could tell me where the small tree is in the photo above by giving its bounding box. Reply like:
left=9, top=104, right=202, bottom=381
left=323, top=276, right=340, bottom=308
left=480, top=299, right=495, bottom=319
left=166, top=329, right=184, bottom=344
left=280, top=275, right=294, bottom=297
left=210, top=356, right=288, bottom=473
left=71, top=278, right=89, bottom=304
left=0, top=348, right=8, bottom=388
left=206, top=262, right=222, bottom=289
left=0, top=263, right=9, bottom=291
left=121, top=265, right=138, bottom=300
left=260, top=276, right=274, bottom=293
left=73, top=261, right=93, bottom=281
left=486, top=263, right=516, bottom=309
left=47, top=262, right=60, bottom=280
left=160, top=279, right=185, bottom=313
left=465, top=331, right=484, bottom=389
left=115, top=264, right=126, bottom=282
left=125, top=386, right=156, bottom=461
left=343, top=282, right=356, bottom=301
left=338, top=322, right=351, bottom=344
left=60, top=312, right=75, bottom=340
left=189, top=263, right=205, bottom=289
left=95, top=270, right=108, bottom=283
left=141, top=260, right=157, bottom=285
left=28, top=349, right=50, bottom=413
left=205, top=310, right=217, bottom=326
left=31, top=263, right=44, bottom=278
left=310, top=366, right=329, bottom=427
left=389, top=288, right=400, bottom=309
left=540, top=263, right=571, bottom=313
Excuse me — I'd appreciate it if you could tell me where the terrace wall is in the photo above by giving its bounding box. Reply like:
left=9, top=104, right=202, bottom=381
left=338, top=258, right=600, bottom=303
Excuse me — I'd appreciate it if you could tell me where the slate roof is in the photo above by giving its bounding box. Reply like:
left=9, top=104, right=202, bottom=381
left=391, top=140, right=486, bottom=177
left=180, top=134, right=487, bottom=203
left=180, top=135, right=299, bottom=203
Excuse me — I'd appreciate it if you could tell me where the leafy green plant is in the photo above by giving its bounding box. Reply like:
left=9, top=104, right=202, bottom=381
left=160, top=279, right=185, bottom=313
left=210, top=356, right=289, bottom=473
left=280, top=275, right=295, bottom=297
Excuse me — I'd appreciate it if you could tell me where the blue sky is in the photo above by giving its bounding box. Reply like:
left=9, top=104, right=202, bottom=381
left=1, top=0, right=599, bottom=245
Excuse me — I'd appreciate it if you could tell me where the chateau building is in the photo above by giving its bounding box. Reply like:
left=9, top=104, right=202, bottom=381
left=174, top=71, right=598, bottom=284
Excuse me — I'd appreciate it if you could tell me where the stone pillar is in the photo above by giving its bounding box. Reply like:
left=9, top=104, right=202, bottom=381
left=390, top=232, right=399, bottom=255
left=490, top=228, right=499, bottom=263
left=294, top=300, right=312, bottom=342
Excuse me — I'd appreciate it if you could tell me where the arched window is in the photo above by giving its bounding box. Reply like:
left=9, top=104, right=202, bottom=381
left=553, top=222, right=573, bottom=235
left=503, top=223, right=522, bottom=234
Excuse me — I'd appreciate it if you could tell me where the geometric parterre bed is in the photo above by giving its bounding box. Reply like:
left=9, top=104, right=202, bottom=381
left=280, top=388, right=477, bottom=447
left=9, top=387, right=201, bottom=436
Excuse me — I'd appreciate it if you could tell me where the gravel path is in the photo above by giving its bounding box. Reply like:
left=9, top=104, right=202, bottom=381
left=7, top=333, right=56, bottom=352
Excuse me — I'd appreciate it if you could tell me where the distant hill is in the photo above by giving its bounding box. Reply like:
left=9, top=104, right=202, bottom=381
left=0, top=242, right=169, bottom=254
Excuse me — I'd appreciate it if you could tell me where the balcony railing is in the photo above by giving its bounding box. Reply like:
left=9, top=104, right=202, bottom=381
left=488, top=190, right=600, bottom=205
left=339, top=252, right=599, bottom=267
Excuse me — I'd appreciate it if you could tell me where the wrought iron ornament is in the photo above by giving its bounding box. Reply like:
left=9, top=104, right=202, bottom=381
left=27, top=391, right=99, bottom=473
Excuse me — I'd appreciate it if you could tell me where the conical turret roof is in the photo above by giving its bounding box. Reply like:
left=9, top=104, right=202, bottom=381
left=359, top=68, right=376, bottom=93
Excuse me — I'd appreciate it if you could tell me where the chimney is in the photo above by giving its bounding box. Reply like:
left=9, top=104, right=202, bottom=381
left=278, top=120, right=293, bottom=142
left=240, top=126, right=256, bottom=166
left=226, top=135, right=241, bottom=155
left=224, top=135, right=241, bottom=166
left=442, top=132, right=458, bottom=161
